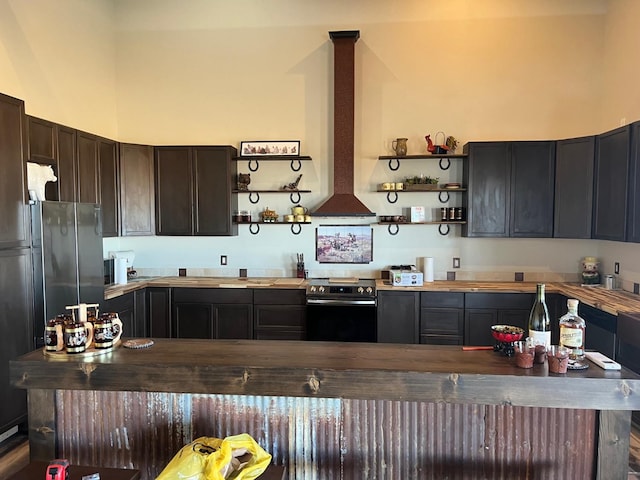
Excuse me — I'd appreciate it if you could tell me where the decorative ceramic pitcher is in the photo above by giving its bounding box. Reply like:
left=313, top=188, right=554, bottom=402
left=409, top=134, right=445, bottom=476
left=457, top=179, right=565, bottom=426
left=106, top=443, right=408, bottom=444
left=392, top=138, right=408, bottom=156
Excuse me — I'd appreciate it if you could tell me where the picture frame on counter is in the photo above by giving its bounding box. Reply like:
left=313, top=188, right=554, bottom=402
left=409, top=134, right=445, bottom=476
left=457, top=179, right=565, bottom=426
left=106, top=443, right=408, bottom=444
left=240, top=140, right=300, bottom=157
left=316, top=225, right=373, bottom=264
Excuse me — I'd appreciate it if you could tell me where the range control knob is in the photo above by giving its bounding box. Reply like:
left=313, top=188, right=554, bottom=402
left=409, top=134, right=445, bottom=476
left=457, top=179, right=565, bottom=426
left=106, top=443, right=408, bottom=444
left=366, top=287, right=374, bottom=294
left=309, top=286, right=316, bottom=293
left=318, top=286, right=325, bottom=294
left=357, top=287, right=364, bottom=294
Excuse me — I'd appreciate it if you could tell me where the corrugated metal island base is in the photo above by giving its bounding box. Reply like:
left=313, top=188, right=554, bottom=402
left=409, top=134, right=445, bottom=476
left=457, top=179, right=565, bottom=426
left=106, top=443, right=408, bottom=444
left=10, top=339, right=640, bottom=480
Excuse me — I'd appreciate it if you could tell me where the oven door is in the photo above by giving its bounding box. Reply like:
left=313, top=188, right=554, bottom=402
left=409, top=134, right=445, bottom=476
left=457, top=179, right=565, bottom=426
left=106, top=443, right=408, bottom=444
left=306, top=298, right=377, bottom=342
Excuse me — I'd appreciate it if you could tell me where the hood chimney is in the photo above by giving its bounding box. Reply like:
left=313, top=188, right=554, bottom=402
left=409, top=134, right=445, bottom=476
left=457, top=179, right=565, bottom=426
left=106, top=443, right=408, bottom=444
left=313, top=30, right=375, bottom=217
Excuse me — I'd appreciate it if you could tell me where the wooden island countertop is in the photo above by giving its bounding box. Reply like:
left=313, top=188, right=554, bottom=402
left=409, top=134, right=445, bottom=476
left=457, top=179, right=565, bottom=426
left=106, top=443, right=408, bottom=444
left=11, top=340, right=640, bottom=479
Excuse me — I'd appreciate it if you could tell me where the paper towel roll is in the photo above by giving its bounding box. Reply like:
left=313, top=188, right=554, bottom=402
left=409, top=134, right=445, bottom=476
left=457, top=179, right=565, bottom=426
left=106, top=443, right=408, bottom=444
left=422, top=257, right=434, bottom=282
left=114, top=258, right=128, bottom=285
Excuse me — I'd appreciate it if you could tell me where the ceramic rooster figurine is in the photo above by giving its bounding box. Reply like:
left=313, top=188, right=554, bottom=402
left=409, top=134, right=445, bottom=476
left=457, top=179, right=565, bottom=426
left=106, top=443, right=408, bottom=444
left=425, top=134, right=449, bottom=154
left=425, top=135, right=435, bottom=153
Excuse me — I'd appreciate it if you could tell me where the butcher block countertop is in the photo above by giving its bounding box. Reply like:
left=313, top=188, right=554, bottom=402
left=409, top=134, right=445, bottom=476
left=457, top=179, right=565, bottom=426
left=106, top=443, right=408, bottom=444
left=105, top=277, right=640, bottom=315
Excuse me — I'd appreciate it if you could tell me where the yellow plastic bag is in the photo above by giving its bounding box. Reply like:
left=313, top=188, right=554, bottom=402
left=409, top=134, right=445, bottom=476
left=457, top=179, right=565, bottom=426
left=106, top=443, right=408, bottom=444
left=156, top=433, right=272, bottom=480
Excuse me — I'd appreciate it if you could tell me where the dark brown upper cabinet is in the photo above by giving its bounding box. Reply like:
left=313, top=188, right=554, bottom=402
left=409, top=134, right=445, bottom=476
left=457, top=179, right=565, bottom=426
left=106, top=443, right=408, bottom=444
left=76, top=130, right=119, bottom=237
left=26, top=115, right=78, bottom=202
left=463, top=142, right=511, bottom=237
left=155, top=146, right=238, bottom=236
left=627, top=122, right=640, bottom=243
left=119, top=143, right=155, bottom=236
left=554, top=136, right=595, bottom=239
left=593, top=125, right=630, bottom=242
left=463, top=141, right=555, bottom=238
left=0, top=93, right=29, bottom=249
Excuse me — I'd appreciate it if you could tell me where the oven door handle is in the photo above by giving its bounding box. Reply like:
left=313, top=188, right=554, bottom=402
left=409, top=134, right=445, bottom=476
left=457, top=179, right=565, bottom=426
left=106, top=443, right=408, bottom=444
left=306, top=298, right=377, bottom=306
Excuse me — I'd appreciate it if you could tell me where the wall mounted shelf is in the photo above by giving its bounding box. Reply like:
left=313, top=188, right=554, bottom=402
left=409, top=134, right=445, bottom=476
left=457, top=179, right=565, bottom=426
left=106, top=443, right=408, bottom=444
left=378, top=153, right=468, bottom=171
left=233, top=155, right=312, bottom=172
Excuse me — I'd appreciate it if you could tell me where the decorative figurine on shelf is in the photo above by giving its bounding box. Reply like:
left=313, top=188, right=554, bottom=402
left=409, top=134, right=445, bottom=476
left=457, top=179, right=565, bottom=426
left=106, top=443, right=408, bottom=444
left=260, top=207, right=279, bottom=223
left=237, top=173, right=251, bottom=191
left=581, top=256, right=601, bottom=285
left=425, top=131, right=450, bottom=155
left=281, top=173, right=303, bottom=191
left=445, top=135, right=458, bottom=153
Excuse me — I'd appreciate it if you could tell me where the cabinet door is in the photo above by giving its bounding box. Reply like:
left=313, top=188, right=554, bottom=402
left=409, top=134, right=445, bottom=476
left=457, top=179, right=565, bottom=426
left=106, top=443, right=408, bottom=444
left=147, top=287, right=171, bottom=338
left=99, top=138, right=119, bottom=237
left=0, top=93, right=29, bottom=249
left=593, top=125, right=630, bottom=241
left=627, top=122, right=640, bottom=243
left=27, top=116, right=56, bottom=163
left=463, top=142, right=510, bottom=237
left=120, top=143, right=155, bottom=236
left=464, top=309, right=498, bottom=346
left=377, top=290, right=419, bottom=343
left=192, top=146, right=238, bottom=236
left=173, top=302, right=214, bottom=339
left=57, top=125, right=77, bottom=202
left=134, top=289, right=147, bottom=338
left=214, top=304, right=253, bottom=339
left=76, top=131, right=99, bottom=204
left=0, top=248, right=33, bottom=433
left=102, top=292, right=135, bottom=339
left=510, top=141, right=555, bottom=237
left=155, top=147, right=193, bottom=235
left=554, top=137, right=595, bottom=238
left=254, top=289, right=306, bottom=340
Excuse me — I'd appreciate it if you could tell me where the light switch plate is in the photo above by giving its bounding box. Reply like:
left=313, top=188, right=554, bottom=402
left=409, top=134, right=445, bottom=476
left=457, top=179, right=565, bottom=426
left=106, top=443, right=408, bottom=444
left=453, top=257, right=460, bottom=269
left=615, top=262, right=620, bottom=274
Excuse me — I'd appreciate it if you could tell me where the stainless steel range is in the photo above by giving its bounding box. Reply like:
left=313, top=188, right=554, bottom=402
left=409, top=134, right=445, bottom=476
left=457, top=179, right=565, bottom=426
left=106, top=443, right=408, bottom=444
left=306, top=278, right=377, bottom=342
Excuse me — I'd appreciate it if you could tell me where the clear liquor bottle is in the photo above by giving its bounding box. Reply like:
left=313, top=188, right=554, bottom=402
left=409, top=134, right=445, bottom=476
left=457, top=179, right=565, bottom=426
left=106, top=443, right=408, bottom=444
left=528, top=283, right=551, bottom=347
left=559, top=298, right=586, bottom=360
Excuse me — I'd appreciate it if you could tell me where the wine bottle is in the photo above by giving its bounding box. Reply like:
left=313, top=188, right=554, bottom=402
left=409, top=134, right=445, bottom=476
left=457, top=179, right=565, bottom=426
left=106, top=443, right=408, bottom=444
left=559, top=298, right=586, bottom=360
left=528, top=283, right=551, bottom=346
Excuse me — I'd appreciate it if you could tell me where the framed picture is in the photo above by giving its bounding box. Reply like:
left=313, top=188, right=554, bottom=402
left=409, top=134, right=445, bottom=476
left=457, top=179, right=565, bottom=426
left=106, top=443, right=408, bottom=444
left=316, top=225, right=373, bottom=264
left=240, top=140, right=300, bottom=157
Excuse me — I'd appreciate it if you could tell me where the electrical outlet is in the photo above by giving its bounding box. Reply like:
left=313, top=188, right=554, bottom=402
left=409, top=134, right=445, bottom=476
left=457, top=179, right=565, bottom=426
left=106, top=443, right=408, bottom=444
left=178, top=268, right=186, bottom=277
left=515, top=272, right=524, bottom=282
left=453, top=257, right=460, bottom=269
left=220, top=255, right=227, bottom=266
left=615, top=262, right=620, bottom=275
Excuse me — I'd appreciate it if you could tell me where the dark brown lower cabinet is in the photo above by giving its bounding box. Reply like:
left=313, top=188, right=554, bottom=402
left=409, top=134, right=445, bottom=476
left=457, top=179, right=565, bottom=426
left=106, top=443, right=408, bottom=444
left=254, top=289, right=306, bottom=340
left=147, top=287, right=172, bottom=338
left=464, top=293, right=534, bottom=346
left=377, top=290, right=419, bottom=343
left=0, top=248, right=32, bottom=434
left=101, top=289, right=147, bottom=339
left=172, top=288, right=252, bottom=339
left=420, top=292, right=464, bottom=345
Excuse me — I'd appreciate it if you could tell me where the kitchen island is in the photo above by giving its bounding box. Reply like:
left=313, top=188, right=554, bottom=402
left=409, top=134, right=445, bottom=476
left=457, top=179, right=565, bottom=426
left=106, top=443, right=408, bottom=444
left=10, top=340, right=640, bottom=479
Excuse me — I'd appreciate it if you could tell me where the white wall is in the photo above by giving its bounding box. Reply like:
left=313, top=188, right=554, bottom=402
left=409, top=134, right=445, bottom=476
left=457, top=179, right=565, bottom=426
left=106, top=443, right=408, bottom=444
left=1, top=0, right=638, bottom=286
left=0, top=0, right=118, bottom=137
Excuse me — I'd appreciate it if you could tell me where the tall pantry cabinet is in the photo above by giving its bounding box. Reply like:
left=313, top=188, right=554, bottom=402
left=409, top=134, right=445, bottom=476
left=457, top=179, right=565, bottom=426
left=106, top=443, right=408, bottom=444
left=0, top=93, right=33, bottom=435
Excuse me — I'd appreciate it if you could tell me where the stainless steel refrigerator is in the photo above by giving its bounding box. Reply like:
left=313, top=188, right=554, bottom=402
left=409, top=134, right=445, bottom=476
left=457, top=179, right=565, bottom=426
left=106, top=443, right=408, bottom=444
left=31, top=202, right=104, bottom=347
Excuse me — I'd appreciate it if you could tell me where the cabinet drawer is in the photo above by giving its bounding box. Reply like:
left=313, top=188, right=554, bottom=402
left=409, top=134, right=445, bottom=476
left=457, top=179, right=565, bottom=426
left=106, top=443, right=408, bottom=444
left=421, top=292, right=464, bottom=308
left=465, top=293, right=533, bottom=309
left=420, top=334, right=463, bottom=345
left=255, top=305, right=306, bottom=328
left=420, top=308, right=463, bottom=335
left=254, top=288, right=305, bottom=305
left=173, top=287, right=253, bottom=304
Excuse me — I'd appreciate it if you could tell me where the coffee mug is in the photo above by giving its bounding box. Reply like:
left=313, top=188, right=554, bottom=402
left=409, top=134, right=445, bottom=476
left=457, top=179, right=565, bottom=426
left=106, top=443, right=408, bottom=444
left=382, top=182, right=393, bottom=190
left=45, top=318, right=65, bottom=352
left=295, top=214, right=305, bottom=223
left=304, top=215, right=312, bottom=222
left=284, top=214, right=295, bottom=222
left=93, top=313, right=122, bottom=349
left=395, top=182, right=404, bottom=190
left=64, top=321, right=94, bottom=353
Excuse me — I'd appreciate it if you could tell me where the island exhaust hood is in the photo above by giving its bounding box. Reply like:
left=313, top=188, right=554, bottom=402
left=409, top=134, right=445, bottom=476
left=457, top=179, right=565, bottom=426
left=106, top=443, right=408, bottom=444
left=313, top=30, right=375, bottom=217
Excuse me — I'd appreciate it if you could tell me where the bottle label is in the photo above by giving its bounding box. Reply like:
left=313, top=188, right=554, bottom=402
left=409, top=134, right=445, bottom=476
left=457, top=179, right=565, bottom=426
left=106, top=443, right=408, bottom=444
left=560, top=327, right=583, bottom=348
left=529, top=330, right=551, bottom=347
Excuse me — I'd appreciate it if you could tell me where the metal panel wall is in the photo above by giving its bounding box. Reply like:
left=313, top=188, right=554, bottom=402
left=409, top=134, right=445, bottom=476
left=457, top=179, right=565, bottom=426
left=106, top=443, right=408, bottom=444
left=57, top=391, right=596, bottom=480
